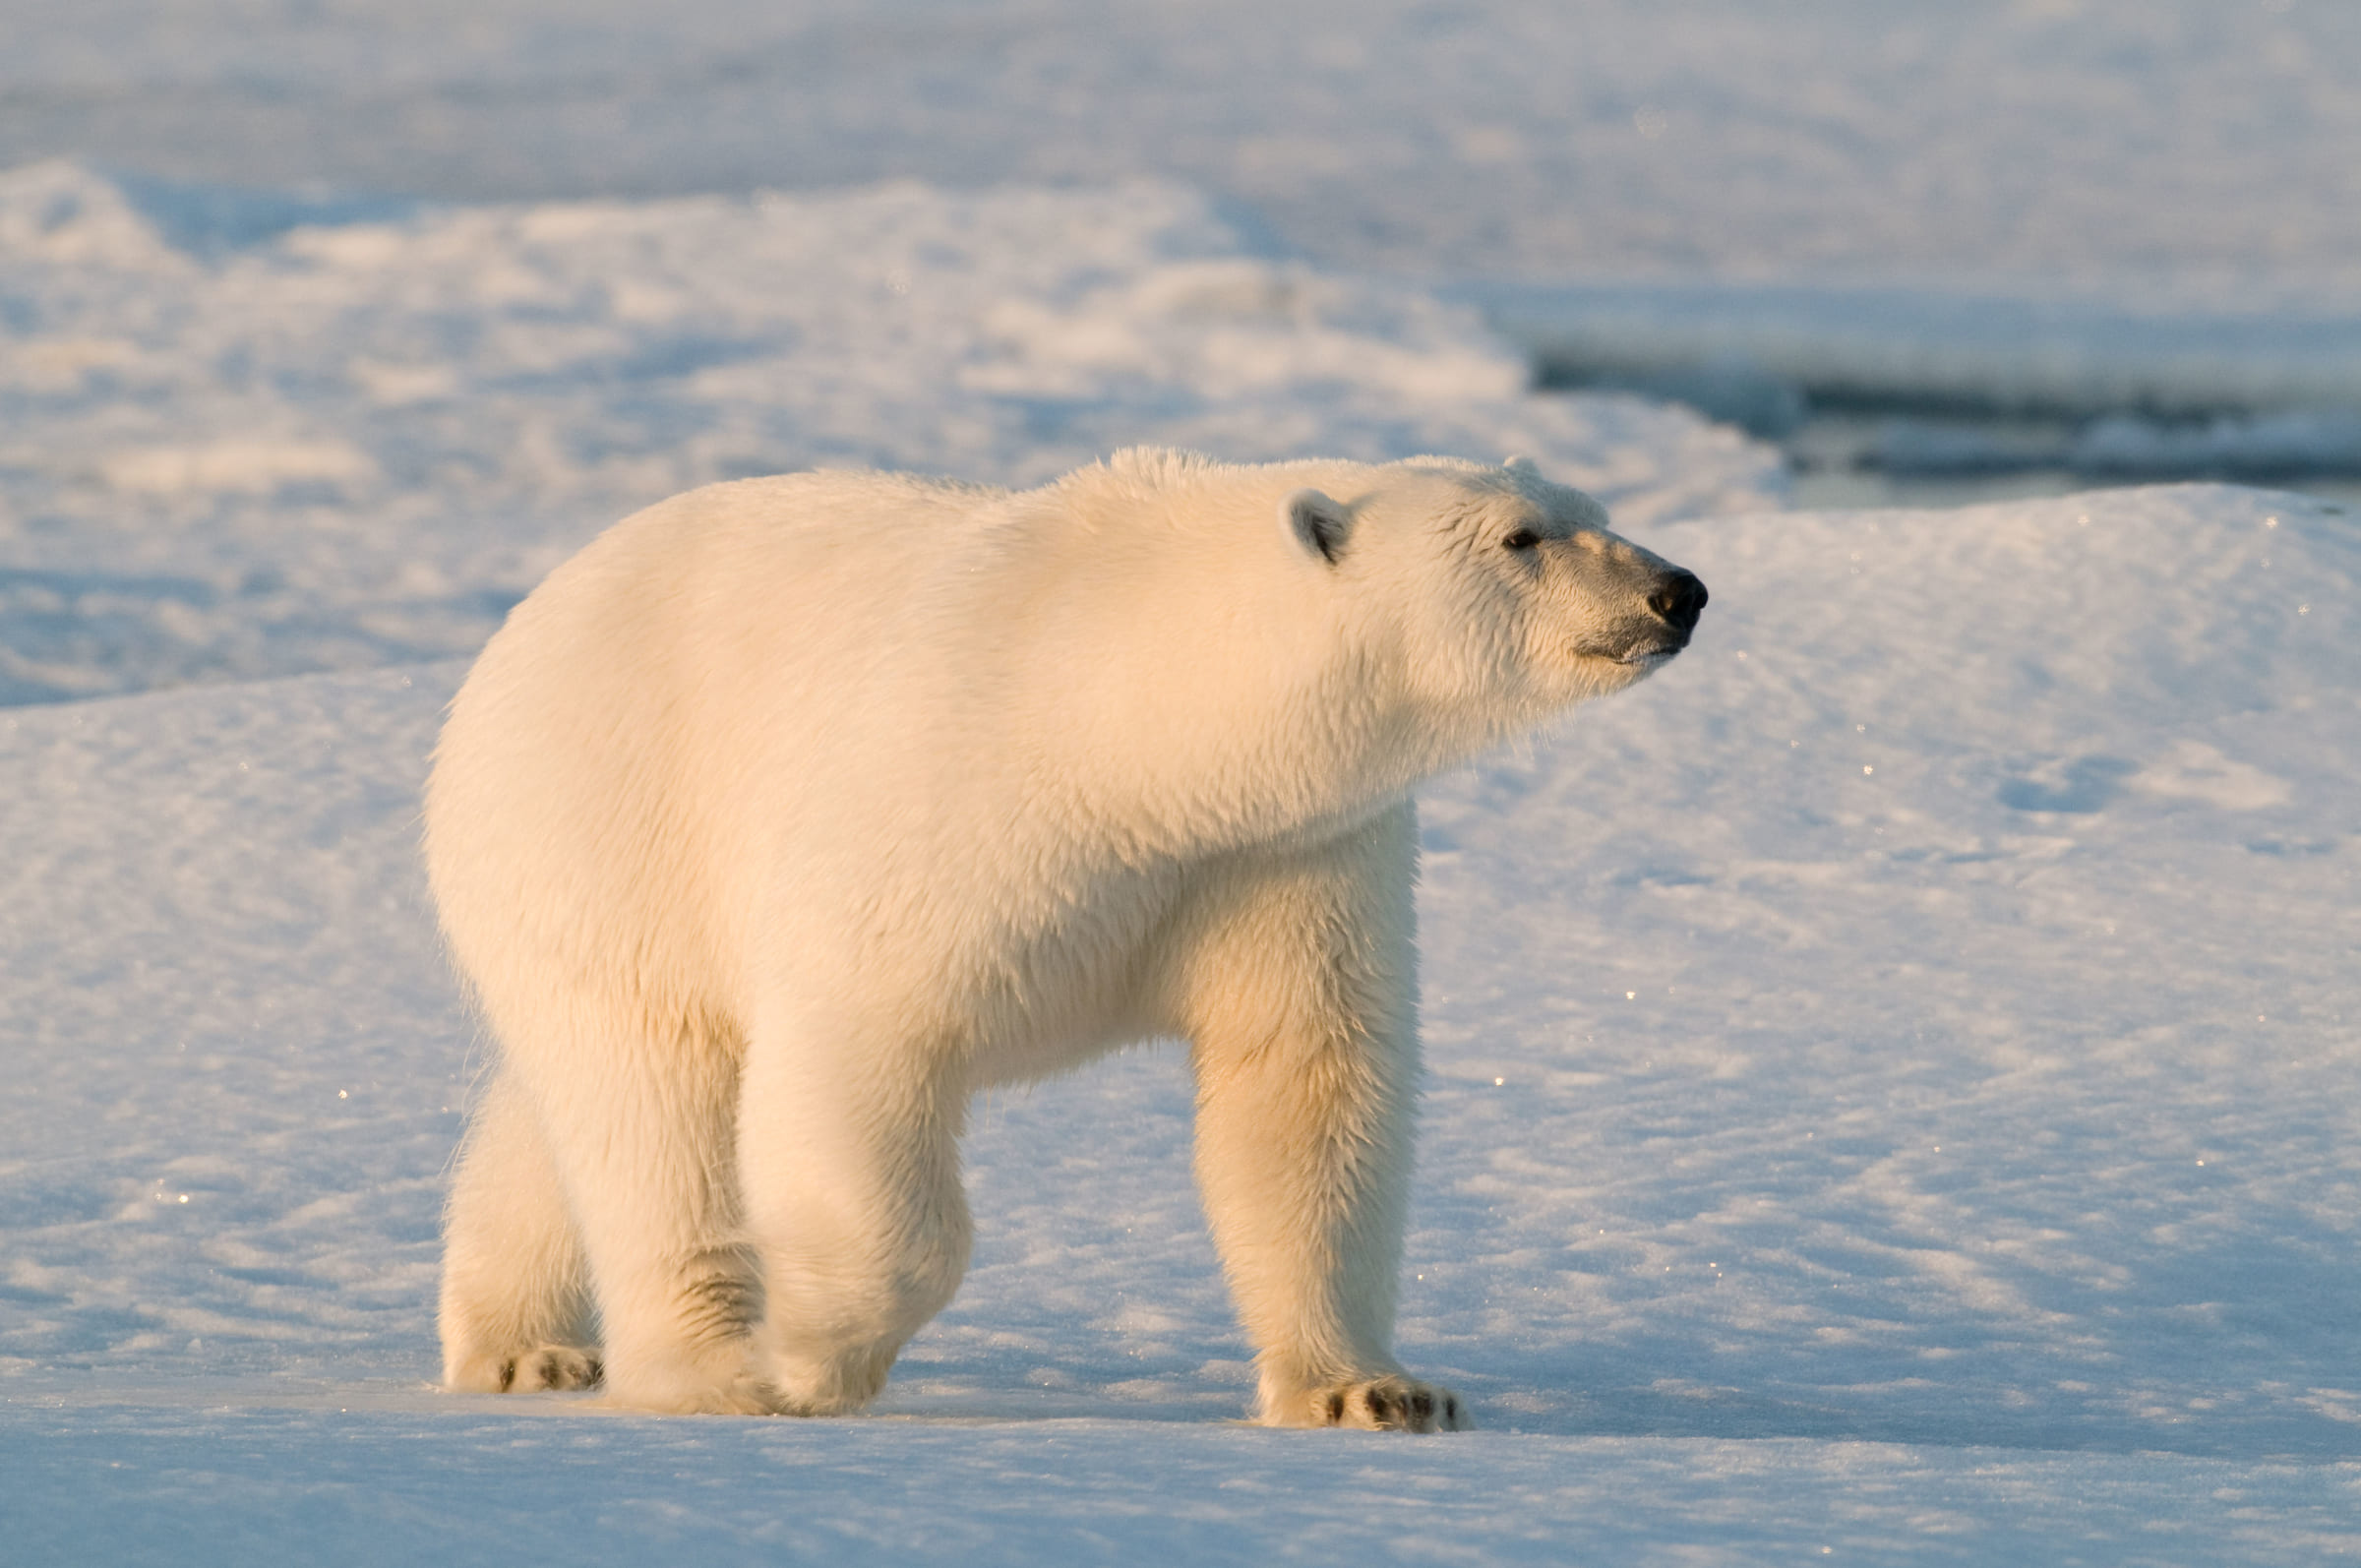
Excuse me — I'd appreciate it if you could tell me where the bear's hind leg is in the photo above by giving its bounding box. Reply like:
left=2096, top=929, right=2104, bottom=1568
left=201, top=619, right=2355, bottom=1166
left=441, top=1069, right=601, bottom=1393
left=512, top=1004, right=776, bottom=1415
left=736, top=1023, right=972, bottom=1416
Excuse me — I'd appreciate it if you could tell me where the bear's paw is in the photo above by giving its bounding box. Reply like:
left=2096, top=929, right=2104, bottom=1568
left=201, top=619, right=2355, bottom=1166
left=498, top=1345, right=604, bottom=1393
left=1302, top=1374, right=1471, bottom=1433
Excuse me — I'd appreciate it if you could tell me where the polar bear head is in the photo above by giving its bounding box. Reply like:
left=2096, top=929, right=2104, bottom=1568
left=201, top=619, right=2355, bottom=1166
left=1051, top=449, right=1705, bottom=832
left=1273, top=453, right=1706, bottom=768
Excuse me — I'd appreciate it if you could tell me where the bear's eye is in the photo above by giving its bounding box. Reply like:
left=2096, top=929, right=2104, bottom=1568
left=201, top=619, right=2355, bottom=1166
left=1502, top=528, right=1542, bottom=552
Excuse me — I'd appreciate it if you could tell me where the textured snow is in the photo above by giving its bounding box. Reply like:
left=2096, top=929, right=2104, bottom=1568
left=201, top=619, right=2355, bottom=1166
left=9, top=0, right=2360, bottom=425
left=6, top=0, right=2357, bottom=302
left=6, top=1410, right=2359, bottom=1567
left=4, top=0, right=2358, bottom=1556
left=4, top=485, right=2355, bottom=1561
left=0, top=160, right=1772, bottom=706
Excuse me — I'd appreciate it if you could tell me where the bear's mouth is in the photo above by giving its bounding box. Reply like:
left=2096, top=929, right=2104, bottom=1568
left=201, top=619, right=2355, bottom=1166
left=1604, top=635, right=1687, bottom=668
left=1616, top=647, right=1677, bottom=667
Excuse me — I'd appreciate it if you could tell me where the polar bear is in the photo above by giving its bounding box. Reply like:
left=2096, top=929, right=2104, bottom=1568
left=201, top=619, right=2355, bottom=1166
left=427, top=448, right=1705, bottom=1431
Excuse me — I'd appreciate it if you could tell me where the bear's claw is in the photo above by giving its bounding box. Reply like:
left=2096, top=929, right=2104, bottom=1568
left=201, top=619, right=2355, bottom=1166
left=497, top=1346, right=604, bottom=1393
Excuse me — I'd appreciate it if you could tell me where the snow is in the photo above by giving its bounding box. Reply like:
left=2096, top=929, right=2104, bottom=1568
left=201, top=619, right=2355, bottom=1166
left=7, top=1, right=2358, bottom=303
left=4, top=484, right=2356, bottom=1560
left=7, top=1411, right=2359, bottom=1566
left=5, top=0, right=2359, bottom=1557
left=9, top=0, right=2361, bottom=434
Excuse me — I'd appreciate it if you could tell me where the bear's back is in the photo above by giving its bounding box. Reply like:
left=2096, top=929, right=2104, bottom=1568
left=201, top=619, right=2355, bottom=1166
left=423, top=452, right=1500, bottom=1024
left=426, top=470, right=1025, bottom=1006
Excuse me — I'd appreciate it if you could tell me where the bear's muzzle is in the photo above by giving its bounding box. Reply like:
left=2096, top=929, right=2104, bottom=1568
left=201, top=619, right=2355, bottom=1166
left=1606, top=567, right=1708, bottom=666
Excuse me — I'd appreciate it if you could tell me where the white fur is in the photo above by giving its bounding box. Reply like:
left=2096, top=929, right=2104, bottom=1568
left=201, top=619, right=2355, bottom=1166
left=426, top=448, right=1699, bottom=1429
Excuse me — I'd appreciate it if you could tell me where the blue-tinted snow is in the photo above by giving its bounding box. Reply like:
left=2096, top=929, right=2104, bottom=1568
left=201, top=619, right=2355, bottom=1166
left=5, top=1407, right=2358, bottom=1566
left=4, top=1, right=2360, bottom=1558
left=4, top=1, right=2356, bottom=300
left=3, top=486, right=2354, bottom=1562
left=8, top=0, right=2360, bottom=421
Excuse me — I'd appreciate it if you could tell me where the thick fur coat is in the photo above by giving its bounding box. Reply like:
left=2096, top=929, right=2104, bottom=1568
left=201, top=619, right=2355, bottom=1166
left=426, top=449, right=1705, bottom=1429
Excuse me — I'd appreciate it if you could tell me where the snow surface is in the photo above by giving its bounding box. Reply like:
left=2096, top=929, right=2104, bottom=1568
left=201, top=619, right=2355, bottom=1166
left=8, top=0, right=2360, bottom=424
left=4, top=484, right=2356, bottom=1562
left=5, top=2, right=2360, bottom=1554
left=7, top=0, right=2357, bottom=302
left=0, top=160, right=1772, bottom=706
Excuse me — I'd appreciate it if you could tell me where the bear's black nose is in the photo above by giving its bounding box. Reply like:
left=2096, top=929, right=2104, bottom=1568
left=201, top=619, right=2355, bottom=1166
left=1647, top=571, right=1708, bottom=636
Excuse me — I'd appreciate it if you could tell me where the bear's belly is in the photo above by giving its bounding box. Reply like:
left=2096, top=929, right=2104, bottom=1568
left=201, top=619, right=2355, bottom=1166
left=869, top=864, right=1182, bottom=1093
left=949, top=900, right=1177, bottom=1091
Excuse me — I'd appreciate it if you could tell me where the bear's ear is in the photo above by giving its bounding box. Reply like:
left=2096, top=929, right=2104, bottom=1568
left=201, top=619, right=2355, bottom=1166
left=1502, top=454, right=1541, bottom=478
left=1283, top=488, right=1352, bottom=566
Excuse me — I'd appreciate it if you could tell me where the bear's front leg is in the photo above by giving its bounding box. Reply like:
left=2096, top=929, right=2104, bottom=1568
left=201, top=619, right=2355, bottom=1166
left=1166, top=802, right=1470, bottom=1432
left=735, top=1013, right=972, bottom=1416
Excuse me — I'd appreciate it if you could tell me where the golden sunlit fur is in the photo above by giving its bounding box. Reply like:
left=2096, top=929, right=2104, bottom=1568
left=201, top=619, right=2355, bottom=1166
left=427, top=449, right=1700, bottom=1429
